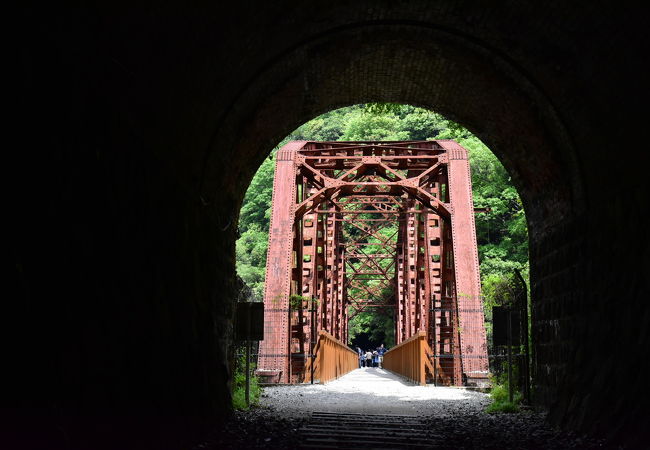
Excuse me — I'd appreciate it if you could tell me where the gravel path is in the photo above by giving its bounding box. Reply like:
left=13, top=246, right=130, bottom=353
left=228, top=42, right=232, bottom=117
left=198, top=368, right=610, bottom=449
left=259, top=367, right=490, bottom=417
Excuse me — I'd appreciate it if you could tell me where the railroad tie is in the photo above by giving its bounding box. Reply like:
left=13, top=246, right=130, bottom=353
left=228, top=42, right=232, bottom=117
left=300, top=411, right=435, bottom=449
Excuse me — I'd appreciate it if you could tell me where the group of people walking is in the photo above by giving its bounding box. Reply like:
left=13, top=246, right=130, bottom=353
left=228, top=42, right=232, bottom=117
left=356, top=344, right=387, bottom=368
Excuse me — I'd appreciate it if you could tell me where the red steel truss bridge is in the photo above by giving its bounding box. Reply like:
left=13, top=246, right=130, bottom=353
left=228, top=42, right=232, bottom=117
left=257, top=140, right=489, bottom=386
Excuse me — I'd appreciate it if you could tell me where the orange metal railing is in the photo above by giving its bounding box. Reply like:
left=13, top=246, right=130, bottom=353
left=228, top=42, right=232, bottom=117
left=383, top=331, right=436, bottom=385
left=304, top=330, right=358, bottom=384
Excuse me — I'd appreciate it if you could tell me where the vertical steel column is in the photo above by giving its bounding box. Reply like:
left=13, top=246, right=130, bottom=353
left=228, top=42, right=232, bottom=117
left=295, top=182, right=319, bottom=382
left=338, top=239, right=347, bottom=342
left=257, top=142, right=304, bottom=384
left=424, top=211, right=443, bottom=382
left=324, top=210, right=335, bottom=336
left=441, top=140, right=490, bottom=386
left=416, top=210, right=427, bottom=334
left=422, top=178, right=444, bottom=382
left=405, top=204, right=418, bottom=339
left=396, top=219, right=407, bottom=343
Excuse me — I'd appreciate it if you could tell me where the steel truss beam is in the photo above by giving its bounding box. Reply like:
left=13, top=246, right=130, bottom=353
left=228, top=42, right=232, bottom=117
left=258, top=141, right=488, bottom=386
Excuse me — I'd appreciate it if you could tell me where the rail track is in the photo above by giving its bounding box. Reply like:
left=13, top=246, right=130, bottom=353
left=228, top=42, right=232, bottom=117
left=300, top=411, right=436, bottom=449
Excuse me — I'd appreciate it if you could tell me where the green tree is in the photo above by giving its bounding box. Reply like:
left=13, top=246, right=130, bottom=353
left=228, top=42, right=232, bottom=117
left=341, top=109, right=409, bottom=141
left=238, top=155, right=275, bottom=234
left=236, top=223, right=269, bottom=299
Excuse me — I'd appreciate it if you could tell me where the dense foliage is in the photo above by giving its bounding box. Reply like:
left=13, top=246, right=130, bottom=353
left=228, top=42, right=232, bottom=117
left=236, top=104, right=528, bottom=347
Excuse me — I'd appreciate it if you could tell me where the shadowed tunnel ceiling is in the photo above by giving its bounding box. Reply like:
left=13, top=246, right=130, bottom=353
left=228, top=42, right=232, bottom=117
left=9, top=2, right=649, bottom=448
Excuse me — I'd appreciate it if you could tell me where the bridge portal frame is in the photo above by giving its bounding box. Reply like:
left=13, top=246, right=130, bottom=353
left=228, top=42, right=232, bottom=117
left=257, top=140, right=488, bottom=386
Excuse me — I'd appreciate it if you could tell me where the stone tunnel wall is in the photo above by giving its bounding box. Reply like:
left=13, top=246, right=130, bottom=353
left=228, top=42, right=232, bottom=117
left=8, top=2, right=649, bottom=448
left=9, top=8, right=239, bottom=449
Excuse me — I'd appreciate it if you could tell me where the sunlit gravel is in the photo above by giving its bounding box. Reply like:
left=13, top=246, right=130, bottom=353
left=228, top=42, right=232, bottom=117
left=260, top=367, right=490, bottom=417
left=197, top=368, right=608, bottom=449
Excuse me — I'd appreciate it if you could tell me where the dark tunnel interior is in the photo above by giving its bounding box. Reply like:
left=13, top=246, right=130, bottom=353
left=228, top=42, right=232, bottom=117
left=8, top=2, right=649, bottom=449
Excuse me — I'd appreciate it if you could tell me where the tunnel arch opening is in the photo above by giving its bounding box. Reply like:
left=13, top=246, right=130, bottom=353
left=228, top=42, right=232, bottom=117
left=205, top=22, right=582, bottom=221
left=235, top=104, right=530, bottom=392
left=213, top=21, right=581, bottom=418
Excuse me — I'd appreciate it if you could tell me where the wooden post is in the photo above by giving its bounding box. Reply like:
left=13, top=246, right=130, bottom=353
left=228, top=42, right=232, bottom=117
left=507, top=309, right=513, bottom=403
left=515, top=269, right=530, bottom=405
left=245, top=339, right=251, bottom=407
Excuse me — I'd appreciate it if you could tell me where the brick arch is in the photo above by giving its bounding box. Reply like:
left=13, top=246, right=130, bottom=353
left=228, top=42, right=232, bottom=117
left=207, top=23, right=582, bottom=231
left=207, top=21, right=642, bottom=444
left=211, top=24, right=579, bottom=385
